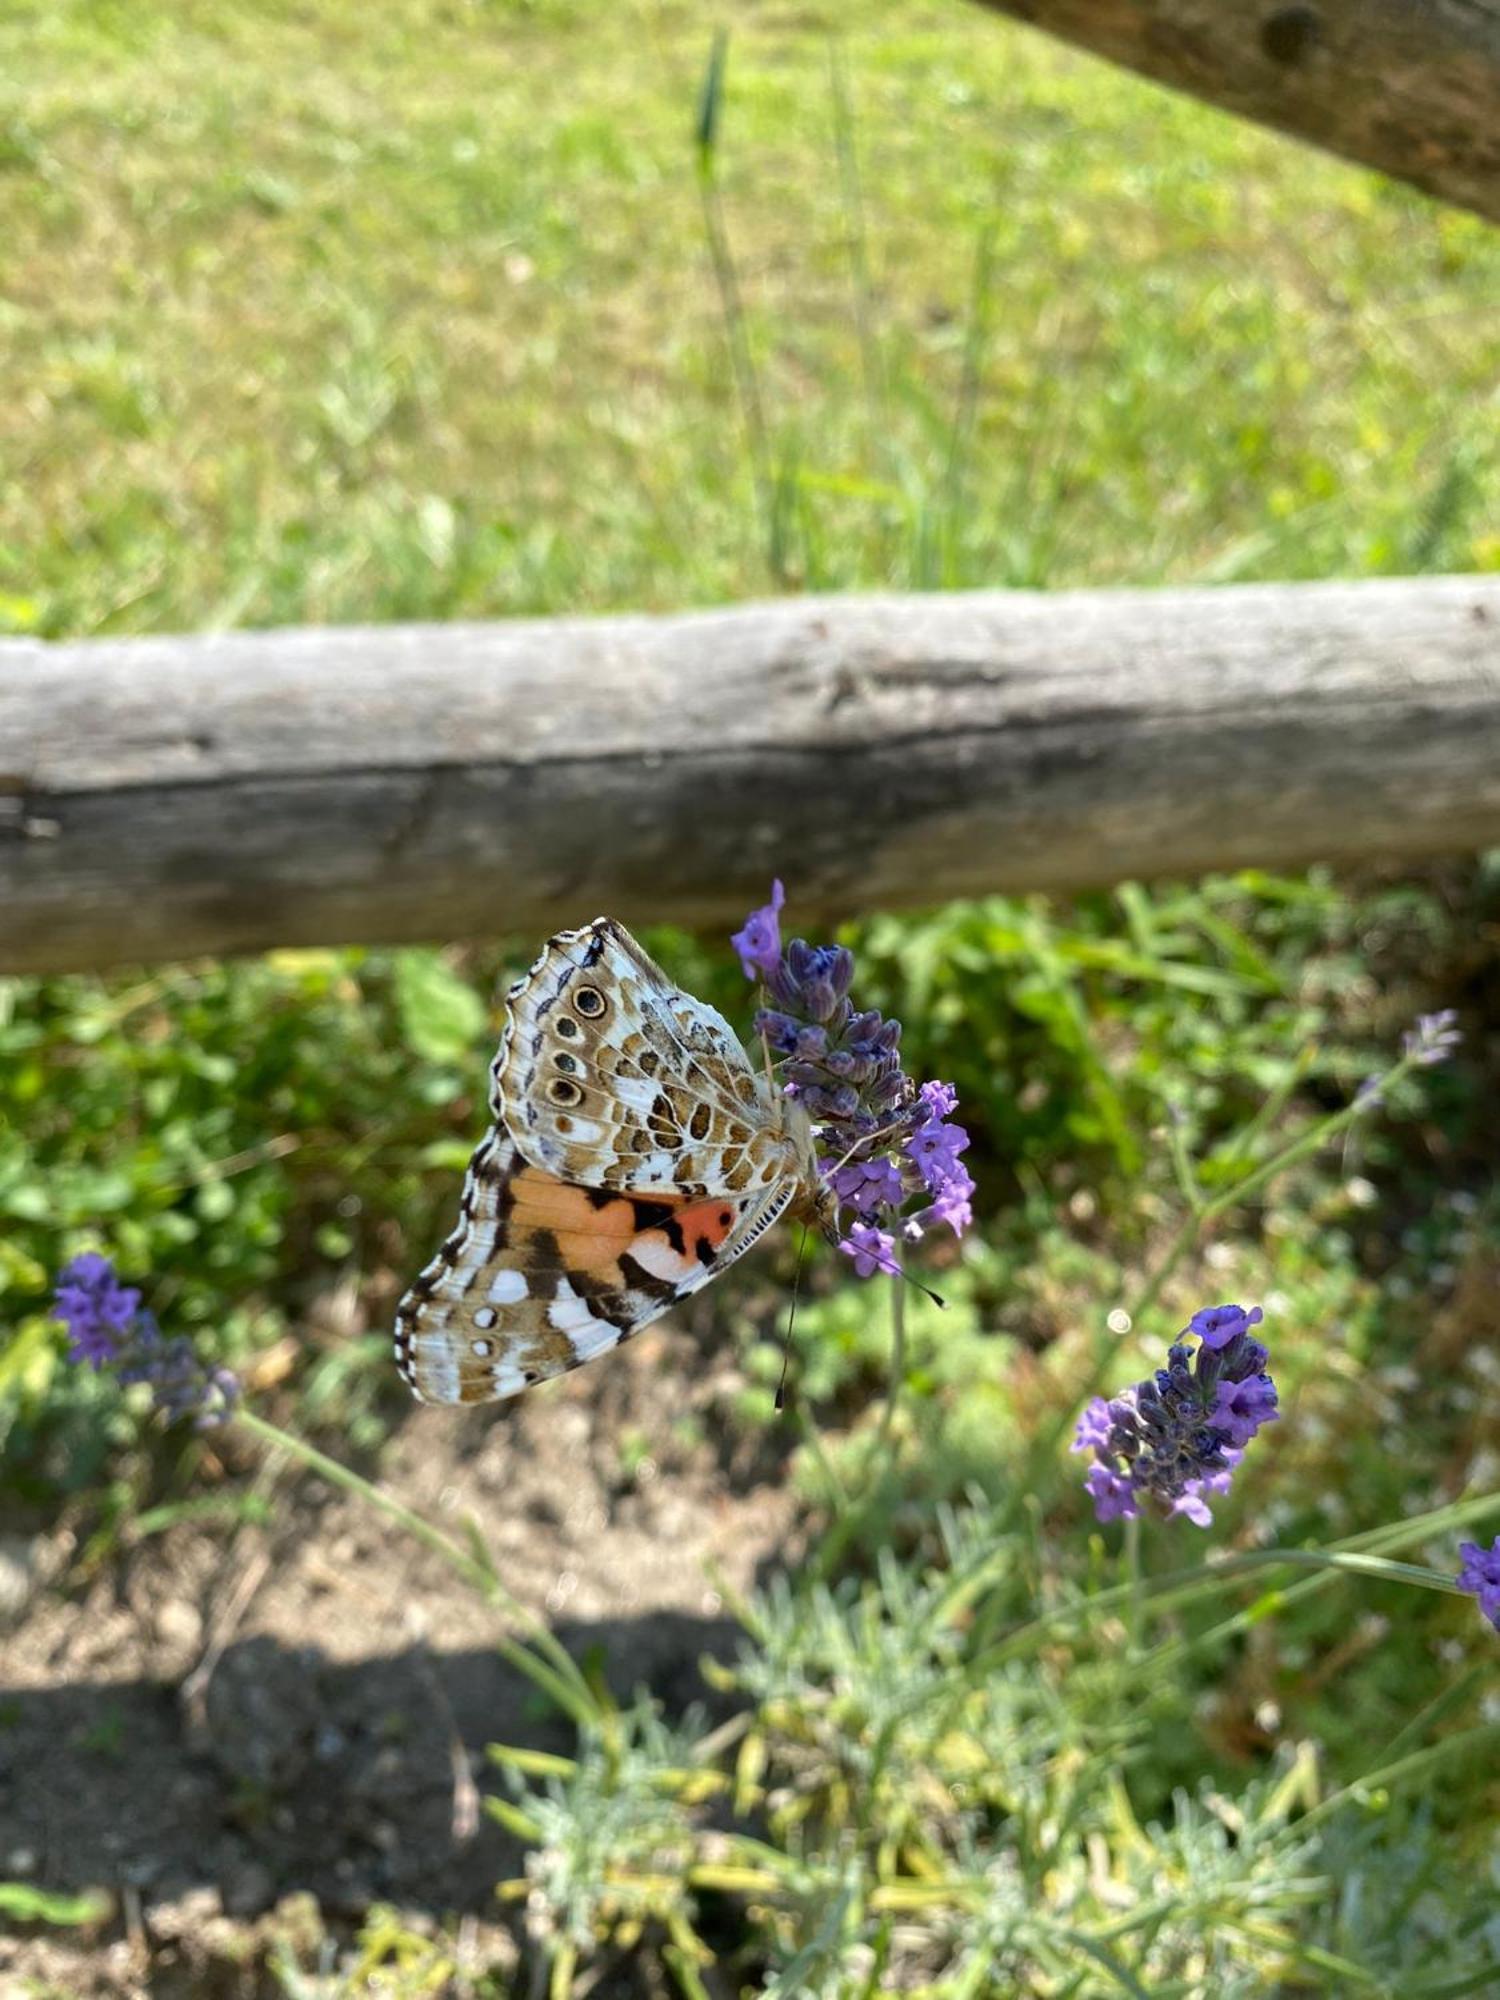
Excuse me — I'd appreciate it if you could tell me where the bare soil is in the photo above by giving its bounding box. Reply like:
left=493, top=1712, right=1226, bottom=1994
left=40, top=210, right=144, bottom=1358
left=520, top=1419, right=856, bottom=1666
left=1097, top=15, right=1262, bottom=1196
left=0, top=1313, right=807, bottom=1997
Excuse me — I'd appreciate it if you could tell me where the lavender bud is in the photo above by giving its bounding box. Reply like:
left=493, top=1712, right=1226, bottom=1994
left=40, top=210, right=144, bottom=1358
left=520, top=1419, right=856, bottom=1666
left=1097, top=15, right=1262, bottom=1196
left=755, top=1008, right=802, bottom=1054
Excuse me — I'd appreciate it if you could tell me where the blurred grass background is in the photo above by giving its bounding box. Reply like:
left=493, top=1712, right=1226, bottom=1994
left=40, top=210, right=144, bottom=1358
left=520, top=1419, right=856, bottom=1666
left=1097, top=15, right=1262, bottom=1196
left=3, top=0, right=1498, bottom=637
left=3, top=0, right=1500, bottom=1990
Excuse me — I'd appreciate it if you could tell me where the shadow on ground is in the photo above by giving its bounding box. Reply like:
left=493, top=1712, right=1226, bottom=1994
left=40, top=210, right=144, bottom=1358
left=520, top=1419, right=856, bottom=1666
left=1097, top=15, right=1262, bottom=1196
left=0, top=1609, right=746, bottom=1925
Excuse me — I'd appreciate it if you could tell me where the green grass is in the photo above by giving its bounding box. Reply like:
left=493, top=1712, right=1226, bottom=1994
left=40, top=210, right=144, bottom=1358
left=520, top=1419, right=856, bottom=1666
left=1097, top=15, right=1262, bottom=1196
left=2, top=0, right=1498, bottom=640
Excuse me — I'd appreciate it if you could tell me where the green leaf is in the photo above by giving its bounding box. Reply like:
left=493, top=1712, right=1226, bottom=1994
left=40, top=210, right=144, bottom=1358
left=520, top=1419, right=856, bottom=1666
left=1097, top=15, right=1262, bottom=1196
left=194, top=1179, right=236, bottom=1223
left=0, top=1881, right=112, bottom=1926
left=695, top=26, right=729, bottom=163
left=0, top=1183, right=54, bottom=1222
left=393, top=951, right=486, bottom=1064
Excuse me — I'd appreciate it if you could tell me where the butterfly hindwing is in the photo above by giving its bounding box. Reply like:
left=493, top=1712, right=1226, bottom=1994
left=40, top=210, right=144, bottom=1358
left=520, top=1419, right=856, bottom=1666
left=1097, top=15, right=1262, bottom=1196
left=394, top=1128, right=796, bottom=1406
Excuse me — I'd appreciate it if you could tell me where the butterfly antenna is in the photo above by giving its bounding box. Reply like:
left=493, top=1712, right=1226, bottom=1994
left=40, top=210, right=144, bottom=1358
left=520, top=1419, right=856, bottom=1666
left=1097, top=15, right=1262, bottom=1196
left=895, top=1262, right=947, bottom=1311
left=775, top=1225, right=810, bottom=1412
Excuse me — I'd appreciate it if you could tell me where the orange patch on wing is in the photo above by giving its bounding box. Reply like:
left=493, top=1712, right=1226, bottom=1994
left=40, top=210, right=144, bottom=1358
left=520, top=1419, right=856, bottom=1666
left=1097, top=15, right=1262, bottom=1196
left=628, top=1195, right=744, bottom=1284
left=508, top=1166, right=637, bottom=1275
left=668, top=1196, right=742, bottom=1255
left=507, top=1167, right=746, bottom=1285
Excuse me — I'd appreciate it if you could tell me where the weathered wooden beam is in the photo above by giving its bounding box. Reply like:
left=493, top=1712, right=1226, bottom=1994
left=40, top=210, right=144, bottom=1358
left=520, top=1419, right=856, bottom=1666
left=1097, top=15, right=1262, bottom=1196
left=2, top=577, right=1499, bottom=975
left=970, top=1, right=1500, bottom=226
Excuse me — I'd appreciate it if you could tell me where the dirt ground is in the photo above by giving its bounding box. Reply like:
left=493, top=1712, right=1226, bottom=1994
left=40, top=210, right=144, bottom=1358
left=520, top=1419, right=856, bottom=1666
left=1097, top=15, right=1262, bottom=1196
left=0, top=1309, right=808, bottom=1997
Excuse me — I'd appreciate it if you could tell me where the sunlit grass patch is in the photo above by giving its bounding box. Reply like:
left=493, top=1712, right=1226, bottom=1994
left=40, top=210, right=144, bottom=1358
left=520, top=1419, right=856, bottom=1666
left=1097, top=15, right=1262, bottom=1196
left=3, top=0, right=1498, bottom=638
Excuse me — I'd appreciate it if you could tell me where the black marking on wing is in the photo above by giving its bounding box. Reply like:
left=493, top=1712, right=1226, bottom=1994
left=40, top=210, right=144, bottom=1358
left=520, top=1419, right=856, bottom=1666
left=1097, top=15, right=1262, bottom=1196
left=629, top=1197, right=679, bottom=1234
left=617, top=1254, right=678, bottom=1305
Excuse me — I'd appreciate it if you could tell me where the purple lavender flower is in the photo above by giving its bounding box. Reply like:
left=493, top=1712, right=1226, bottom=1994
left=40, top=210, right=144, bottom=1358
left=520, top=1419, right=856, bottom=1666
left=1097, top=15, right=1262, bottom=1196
left=906, top=1117, right=971, bottom=1190
left=731, top=879, right=785, bottom=982
left=840, top=1223, right=899, bottom=1279
left=1085, top=1463, right=1139, bottom=1523
left=731, top=884, right=973, bottom=1271
left=1188, top=1303, right=1264, bottom=1353
left=1074, top=1306, right=1276, bottom=1528
left=1211, top=1372, right=1279, bottom=1448
left=906, top=1166, right=975, bottom=1239
left=51, top=1258, right=239, bottom=1429
left=52, top=1253, right=141, bottom=1368
left=1168, top=1459, right=1238, bottom=1529
left=1403, top=1008, right=1462, bottom=1068
left=1071, top=1397, right=1114, bottom=1455
left=1456, top=1537, right=1500, bottom=1633
left=917, top=1080, right=959, bottom=1120
left=831, top=1156, right=905, bottom=1218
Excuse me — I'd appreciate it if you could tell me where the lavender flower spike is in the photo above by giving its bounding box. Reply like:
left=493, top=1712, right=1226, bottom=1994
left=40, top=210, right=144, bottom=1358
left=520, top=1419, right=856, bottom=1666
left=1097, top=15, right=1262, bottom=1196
left=730, top=882, right=974, bottom=1271
left=1074, top=1305, right=1276, bottom=1528
left=1456, top=1537, right=1500, bottom=1633
left=51, top=1257, right=239, bottom=1429
left=1403, top=1009, right=1462, bottom=1067
left=52, top=1253, right=140, bottom=1369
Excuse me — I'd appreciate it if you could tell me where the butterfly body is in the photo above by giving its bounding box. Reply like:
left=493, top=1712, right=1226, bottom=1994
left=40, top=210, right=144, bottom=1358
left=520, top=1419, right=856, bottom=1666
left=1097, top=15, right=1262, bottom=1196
left=394, top=918, right=836, bottom=1406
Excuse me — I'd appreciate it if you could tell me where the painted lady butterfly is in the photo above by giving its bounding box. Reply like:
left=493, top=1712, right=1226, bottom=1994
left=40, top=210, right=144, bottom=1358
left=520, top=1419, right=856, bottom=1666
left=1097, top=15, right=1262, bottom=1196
left=394, top=918, right=839, bottom=1405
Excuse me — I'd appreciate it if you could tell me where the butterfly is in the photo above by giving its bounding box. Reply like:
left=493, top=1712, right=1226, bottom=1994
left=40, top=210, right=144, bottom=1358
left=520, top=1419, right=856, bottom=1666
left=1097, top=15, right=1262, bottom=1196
left=394, top=918, right=839, bottom=1405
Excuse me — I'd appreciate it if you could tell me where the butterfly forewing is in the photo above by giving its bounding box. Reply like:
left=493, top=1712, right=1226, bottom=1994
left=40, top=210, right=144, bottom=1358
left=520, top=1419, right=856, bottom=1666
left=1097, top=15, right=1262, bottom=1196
left=493, top=919, right=789, bottom=1201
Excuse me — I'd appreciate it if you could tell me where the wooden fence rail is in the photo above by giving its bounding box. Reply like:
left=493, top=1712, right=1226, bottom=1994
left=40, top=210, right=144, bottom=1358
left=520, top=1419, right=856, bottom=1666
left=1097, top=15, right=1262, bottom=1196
left=2, top=576, right=1499, bottom=975
left=972, top=1, right=1500, bottom=226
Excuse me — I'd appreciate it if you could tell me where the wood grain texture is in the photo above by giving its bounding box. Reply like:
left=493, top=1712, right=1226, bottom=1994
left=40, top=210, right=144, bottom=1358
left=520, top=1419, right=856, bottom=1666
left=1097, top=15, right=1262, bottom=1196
left=2, top=577, right=1499, bottom=974
left=971, top=1, right=1500, bottom=223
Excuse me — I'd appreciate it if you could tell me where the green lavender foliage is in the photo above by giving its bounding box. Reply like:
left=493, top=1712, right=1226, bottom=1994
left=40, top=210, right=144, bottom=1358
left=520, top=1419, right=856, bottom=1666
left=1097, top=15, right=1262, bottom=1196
left=475, top=1502, right=1499, bottom=1996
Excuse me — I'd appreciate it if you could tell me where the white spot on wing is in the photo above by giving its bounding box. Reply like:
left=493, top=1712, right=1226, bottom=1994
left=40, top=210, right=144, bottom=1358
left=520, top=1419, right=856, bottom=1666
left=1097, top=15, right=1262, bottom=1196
left=489, top=1270, right=529, bottom=1304
left=473, top=1306, right=498, bottom=1329
left=560, top=1115, right=606, bottom=1144
left=611, top=1078, right=660, bottom=1115
left=547, top=1281, right=601, bottom=1332
left=547, top=1279, right=624, bottom=1362
left=632, top=1234, right=691, bottom=1281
